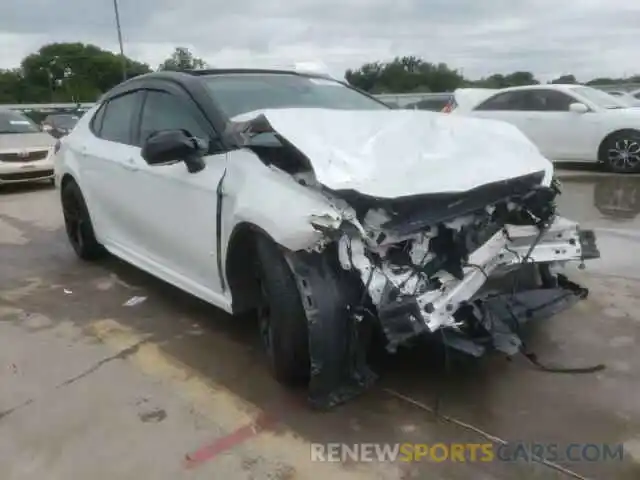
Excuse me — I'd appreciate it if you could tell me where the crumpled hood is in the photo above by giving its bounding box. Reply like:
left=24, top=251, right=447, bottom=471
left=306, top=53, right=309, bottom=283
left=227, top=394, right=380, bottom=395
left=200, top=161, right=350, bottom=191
left=0, top=132, right=56, bottom=152
left=234, top=108, right=553, bottom=198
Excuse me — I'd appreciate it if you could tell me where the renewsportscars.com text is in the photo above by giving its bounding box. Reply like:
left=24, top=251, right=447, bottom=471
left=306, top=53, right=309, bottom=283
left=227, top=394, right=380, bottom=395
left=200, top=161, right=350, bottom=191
left=310, top=442, right=624, bottom=463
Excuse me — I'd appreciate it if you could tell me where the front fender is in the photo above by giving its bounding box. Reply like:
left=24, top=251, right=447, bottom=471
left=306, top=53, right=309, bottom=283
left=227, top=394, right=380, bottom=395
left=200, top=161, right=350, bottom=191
left=219, top=150, right=342, bottom=285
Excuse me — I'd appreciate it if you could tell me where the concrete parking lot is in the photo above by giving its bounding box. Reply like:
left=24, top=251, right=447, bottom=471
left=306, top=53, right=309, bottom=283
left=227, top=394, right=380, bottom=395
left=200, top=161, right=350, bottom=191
left=1, top=170, right=640, bottom=479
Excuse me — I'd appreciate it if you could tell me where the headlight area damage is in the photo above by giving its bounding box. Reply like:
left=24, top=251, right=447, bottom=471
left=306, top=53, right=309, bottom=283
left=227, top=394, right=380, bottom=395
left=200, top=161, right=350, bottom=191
left=227, top=111, right=601, bottom=410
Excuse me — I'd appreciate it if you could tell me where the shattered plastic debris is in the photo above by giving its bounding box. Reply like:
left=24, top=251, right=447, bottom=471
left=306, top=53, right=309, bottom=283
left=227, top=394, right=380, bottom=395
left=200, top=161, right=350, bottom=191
left=63, top=288, right=72, bottom=294
left=123, top=296, right=147, bottom=307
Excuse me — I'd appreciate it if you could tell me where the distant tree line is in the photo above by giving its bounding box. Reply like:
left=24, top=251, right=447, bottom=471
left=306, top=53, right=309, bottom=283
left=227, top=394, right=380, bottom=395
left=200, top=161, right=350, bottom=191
left=345, top=56, right=640, bottom=93
left=0, top=43, right=207, bottom=103
left=1, top=45, right=639, bottom=104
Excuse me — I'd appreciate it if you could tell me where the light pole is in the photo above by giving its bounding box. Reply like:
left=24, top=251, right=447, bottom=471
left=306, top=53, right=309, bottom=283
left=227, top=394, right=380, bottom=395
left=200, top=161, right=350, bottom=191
left=112, top=0, right=127, bottom=81
left=46, top=57, right=58, bottom=102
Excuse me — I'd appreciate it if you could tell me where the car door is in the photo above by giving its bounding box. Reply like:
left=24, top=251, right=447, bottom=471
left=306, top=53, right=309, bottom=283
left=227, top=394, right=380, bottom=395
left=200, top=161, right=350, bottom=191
left=115, top=87, right=228, bottom=295
left=80, top=90, right=145, bottom=247
left=468, top=90, right=533, bottom=137
left=520, top=89, right=600, bottom=161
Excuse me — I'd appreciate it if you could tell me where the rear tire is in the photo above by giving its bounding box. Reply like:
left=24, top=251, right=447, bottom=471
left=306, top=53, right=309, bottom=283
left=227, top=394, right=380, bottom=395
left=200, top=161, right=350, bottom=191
left=61, top=180, right=106, bottom=261
left=254, top=235, right=310, bottom=385
left=600, top=131, right=640, bottom=173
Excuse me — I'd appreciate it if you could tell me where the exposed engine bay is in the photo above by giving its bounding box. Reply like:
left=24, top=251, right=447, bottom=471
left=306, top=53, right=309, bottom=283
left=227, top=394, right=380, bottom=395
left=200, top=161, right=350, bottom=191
left=226, top=112, right=601, bottom=410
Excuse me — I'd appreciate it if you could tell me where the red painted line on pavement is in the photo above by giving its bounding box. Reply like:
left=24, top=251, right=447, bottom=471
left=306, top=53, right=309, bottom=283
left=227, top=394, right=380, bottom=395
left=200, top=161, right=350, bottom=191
left=184, top=411, right=275, bottom=468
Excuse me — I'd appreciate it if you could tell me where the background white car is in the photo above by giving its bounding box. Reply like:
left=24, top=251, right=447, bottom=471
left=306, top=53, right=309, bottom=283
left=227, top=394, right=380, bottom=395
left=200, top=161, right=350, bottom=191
left=0, top=108, right=57, bottom=186
left=448, top=84, right=640, bottom=173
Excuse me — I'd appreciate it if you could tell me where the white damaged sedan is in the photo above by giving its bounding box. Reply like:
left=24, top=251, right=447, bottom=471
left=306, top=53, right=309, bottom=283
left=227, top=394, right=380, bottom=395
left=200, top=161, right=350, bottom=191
left=54, top=68, right=600, bottom=408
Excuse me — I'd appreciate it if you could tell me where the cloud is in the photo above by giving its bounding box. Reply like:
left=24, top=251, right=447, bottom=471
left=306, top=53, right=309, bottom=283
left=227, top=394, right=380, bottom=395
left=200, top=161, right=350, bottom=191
left=0, top=0, right=639, bottom=81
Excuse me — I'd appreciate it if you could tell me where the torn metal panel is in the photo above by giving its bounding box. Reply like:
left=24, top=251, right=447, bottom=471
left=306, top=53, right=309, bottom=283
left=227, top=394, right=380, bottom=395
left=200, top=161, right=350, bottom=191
left=337, top=211, right=585, bottom=329
left=284, top=248, right=377, bottom=410
left=225, top=108, right=554, bottom=198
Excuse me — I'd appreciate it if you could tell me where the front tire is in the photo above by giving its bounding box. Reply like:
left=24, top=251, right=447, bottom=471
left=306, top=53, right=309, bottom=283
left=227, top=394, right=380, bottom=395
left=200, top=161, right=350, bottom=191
left=61, top=180, right=105, bottom=261
left=254, top=235, right=310, bottom=385
left=600, top=131, right=640, bottom=173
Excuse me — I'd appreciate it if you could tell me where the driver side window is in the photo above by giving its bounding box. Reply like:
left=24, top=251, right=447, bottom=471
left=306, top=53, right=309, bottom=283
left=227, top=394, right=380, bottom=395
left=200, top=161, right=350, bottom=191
left=524, top=90, right=574, bottom=111
left=138, top=90, right=209, bottom=147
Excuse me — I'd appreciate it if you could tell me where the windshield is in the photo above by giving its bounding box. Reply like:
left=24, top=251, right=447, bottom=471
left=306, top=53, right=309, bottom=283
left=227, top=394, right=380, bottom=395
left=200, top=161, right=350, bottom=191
left=202, top=73, right=389, bottom=118
left=0, top=110, right=41, bottom=134
left=47, top=115, right=79, bottom=128
left=573, top=87, right=629, bottom=109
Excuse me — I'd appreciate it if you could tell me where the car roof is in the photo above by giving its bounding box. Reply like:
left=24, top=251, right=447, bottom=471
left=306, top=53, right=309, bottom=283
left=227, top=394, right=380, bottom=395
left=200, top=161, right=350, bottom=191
left=0, top=108, right=29, bottom=116
left=492, top=84, right=587, bottom=93
left=114, top=68, right=335, bottom=86
left=182, top=67, right=333, bottom=77
left=99, top=68, right=344, bottom=104
left=452, top=84, right=595, bottom=110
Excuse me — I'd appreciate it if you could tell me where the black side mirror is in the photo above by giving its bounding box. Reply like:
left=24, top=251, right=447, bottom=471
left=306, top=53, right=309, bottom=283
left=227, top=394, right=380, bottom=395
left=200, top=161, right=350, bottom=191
left=141, top=129, right=209, bottom=174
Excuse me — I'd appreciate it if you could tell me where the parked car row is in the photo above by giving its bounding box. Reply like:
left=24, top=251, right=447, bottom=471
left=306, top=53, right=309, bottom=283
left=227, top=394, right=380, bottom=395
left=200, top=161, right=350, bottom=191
left=0, top=110, right=81, bottom=186
left=444, top=84, right=640, bottom=173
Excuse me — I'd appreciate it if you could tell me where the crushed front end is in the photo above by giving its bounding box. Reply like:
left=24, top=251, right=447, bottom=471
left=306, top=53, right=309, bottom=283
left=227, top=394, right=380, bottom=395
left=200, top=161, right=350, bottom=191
left=302, top=170, right=600, bottom=408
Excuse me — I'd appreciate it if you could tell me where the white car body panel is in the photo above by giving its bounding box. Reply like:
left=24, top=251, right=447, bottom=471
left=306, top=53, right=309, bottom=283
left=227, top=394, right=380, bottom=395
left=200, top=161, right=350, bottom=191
left=56, top=108, right=345, bottom=312
left=452, top=85, right=640, bottom=163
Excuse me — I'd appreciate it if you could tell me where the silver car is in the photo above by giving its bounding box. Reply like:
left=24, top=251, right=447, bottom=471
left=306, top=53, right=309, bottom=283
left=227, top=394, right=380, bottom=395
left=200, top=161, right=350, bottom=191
left=0, top=109, right=57, bottom=186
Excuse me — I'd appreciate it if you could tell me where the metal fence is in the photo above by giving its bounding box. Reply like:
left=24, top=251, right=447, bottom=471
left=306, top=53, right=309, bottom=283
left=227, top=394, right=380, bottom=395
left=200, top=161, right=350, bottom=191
left=0, top=102, right=95, bottom=111
left=596, top=83, right=640, bottom=93
left=373, top=92, right=452, bottom=108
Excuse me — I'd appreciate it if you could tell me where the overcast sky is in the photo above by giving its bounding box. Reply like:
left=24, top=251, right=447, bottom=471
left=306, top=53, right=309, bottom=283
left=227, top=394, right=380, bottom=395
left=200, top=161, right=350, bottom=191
left=0, top=0, right=638, bottom=81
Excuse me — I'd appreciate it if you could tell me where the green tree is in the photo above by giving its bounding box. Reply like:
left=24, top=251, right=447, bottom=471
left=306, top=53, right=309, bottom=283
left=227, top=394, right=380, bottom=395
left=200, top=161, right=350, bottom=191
left=473, top=71, right=539, bottom=89
left=18, top=42, right=151, bottom=103
left=550, top=74, right=578, bottom=84
left=345, top=62, right=384, bottom=92
left=346, top=56, right=463, bottom=93
left=0, top=69, right=23, bottom=103
left=158, top=47, right=207, bottom=71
